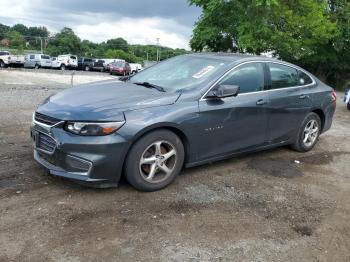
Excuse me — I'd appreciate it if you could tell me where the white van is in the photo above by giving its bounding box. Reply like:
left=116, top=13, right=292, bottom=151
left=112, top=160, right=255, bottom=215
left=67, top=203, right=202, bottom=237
left=24, top=54, right=51, bottom=69
left=55, top=54, right=78, bottom=70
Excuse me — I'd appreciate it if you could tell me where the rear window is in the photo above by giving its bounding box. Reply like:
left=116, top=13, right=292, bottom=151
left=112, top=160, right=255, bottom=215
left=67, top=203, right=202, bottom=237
left=84, top=58, right=92, bottom=62
left=41, top=55, right=50, bottom=59
left=70, top=56, right=76, bottom=60
left=298, top=70, right=313, bottom=85
left=114, top=61, right=125, bottom=67
left=268, top=63, right=299, bottom=89
left=51, top=57, right=56, bottom=61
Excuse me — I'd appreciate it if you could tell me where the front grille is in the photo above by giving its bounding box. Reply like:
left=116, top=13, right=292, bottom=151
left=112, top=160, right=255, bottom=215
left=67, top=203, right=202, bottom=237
left=35, top=112, right=61, bottom=126
left=37, top=133, right=56, bottom=153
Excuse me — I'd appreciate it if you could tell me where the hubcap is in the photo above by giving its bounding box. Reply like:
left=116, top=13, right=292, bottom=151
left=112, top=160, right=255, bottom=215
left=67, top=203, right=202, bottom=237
left=139, top=141, right=177, bottom=183
left=303, top=119, right=319, bottom=147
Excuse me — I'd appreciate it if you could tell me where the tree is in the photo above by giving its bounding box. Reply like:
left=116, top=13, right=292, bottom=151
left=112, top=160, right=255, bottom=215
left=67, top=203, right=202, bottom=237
left=104, top=49, right=142, bottom=63
left=8, top=30, right=25, bottom=49
left=11, top=24, right=28, bottom=36
left=0, top=23, right=10, bottom=40
left=190, top=0, right=349, bottom=88
left=105, top=38, right=129, bottom=52
left=47, top=27, right=81, bottom=56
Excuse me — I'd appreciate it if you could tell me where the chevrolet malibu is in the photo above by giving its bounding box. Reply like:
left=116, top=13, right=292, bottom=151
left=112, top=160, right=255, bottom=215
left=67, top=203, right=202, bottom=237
left=31, top=54, right=336, bottom=191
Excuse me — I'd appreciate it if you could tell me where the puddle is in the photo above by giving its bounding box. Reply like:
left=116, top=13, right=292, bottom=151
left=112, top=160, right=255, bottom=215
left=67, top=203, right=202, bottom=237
left=297, top=151, right=350, bottom=165
left=247, top=158, right=304, bottom=178
left=293, top=225, right=313, bottom=236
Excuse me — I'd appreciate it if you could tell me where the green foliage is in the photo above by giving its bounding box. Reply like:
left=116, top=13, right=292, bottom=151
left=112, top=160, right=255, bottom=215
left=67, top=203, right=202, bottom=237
left=189, top=0, right=350, bottom=88
left=104, top=49, right=141, bottom=63
left=46, top=27, right=81, bottom=56
left=105, top=38, right=129, bottom=52
left=8, top=30, right=25, bottom=50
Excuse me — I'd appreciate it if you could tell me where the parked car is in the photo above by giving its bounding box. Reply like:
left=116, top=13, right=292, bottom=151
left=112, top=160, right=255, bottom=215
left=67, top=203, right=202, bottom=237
left=92, top=59, right=105, bottom=72
left=0, top=51, right=25, bottom=68
left=54, top=54, right=78, bottom=70
left=130, top=63, right=143, bottom=74
left=31, top=54, right=336, bottom=191
left=50, top=57, right=60, bottom=68
left=77, top=57, right=94, bottom=71
left=109, top=61, right=131, bottom=75
left=24, top=54, right=52, bottom=69
left=103, top=59, right=124, bottom=71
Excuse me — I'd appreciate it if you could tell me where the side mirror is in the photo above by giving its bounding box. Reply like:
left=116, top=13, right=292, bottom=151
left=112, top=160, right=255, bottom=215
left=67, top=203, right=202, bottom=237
left=207, top=84, right=240, bottom=99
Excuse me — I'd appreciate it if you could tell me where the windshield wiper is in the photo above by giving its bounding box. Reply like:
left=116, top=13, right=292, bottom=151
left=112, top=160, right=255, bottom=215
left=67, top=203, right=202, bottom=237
left=133, top=82, right=166, bottom=92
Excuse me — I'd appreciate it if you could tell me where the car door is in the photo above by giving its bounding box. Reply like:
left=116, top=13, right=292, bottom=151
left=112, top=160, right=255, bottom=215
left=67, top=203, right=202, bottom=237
left=266, top=62, right=314, bottom=144
left=196, top=62, right=269, bottom=161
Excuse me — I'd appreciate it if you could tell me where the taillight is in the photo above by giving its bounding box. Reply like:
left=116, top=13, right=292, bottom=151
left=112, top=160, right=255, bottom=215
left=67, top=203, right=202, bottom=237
left=331, top=90, right=337, bottom=102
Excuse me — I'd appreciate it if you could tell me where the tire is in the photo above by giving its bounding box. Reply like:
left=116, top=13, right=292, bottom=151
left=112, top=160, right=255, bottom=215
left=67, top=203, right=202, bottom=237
left=0, top=60, right=5, bottom=68
left=347, top=102, right=350, bottom=111
left=84, top=65, right=90, bottom=71
left=60, top=64, right=66, bottom=71
left=35, top=64, right=40, bottom=69
left=125, top=130, right=185, bottom=191
left=291, top=112, right=321, bottom=152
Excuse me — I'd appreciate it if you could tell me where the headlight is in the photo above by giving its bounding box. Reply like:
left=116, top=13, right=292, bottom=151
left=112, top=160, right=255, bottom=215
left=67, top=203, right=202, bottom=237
left=65, top=121, right=125, bottom=136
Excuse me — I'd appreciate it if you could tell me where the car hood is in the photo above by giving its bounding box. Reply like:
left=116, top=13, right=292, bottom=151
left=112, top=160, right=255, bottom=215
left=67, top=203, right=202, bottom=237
left=37, top=80, right=180, bottom=121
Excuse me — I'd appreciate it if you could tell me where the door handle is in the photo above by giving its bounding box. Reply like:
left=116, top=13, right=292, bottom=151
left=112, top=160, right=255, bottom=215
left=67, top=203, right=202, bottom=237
left=256, top=99, right=267, bottom=105
left=299, top=94, right=309, bottom=99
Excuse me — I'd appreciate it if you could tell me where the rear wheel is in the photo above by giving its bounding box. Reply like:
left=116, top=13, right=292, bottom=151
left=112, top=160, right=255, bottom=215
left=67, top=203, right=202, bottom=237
left=34, top=64, right=40, bottom=69
left=60, top=64, right=66, bottom=70
left=0, top=60, right=5, bottom=68
left=125, top=130, right=184, bottom=191
left=291, top=112, right=321, bottom=152
left=347, top=102, right=350, bottom=111
left=84, top=65, right=90, bottom=71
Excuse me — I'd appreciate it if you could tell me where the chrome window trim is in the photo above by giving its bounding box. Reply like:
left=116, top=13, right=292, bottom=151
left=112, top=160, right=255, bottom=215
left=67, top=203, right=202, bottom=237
left=200, top=60, right=316, bottom=101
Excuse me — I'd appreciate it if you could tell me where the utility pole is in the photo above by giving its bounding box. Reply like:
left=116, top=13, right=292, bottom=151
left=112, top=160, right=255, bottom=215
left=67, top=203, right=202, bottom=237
left=40, top=37, right=43, bottom=53
left=156, top=38, right=160, bottom=62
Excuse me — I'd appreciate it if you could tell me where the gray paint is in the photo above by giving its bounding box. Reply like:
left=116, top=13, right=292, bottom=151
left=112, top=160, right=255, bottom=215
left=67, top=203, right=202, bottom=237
left=32, top=54, right=336, bottom=185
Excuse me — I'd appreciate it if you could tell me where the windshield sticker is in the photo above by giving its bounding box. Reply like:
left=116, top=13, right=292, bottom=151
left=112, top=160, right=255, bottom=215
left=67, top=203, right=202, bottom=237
left=192, top=66, right=215, bottom=79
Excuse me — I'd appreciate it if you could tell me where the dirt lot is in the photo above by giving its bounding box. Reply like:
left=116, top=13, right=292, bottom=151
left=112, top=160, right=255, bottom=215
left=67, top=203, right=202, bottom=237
left=0, top=68, right=349, bottom=262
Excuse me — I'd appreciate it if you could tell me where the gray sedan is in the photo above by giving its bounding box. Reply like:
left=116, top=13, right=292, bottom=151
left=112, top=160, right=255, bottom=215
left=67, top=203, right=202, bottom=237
left=31, top=54, right=336, bottom=191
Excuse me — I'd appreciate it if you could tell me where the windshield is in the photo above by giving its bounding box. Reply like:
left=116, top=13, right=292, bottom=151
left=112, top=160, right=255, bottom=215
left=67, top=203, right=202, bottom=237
left=130, top=55, right=228, bottom=91
left=113, top=61, right=125, bottom=67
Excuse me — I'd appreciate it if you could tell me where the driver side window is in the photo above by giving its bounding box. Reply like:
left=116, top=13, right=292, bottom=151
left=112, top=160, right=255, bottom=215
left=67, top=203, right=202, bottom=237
left=220, top=63, right=265, bottom=94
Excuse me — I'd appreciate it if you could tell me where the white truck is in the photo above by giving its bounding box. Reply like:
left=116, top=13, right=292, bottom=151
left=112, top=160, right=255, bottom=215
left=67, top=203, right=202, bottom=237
left=51, top=54, right=78, bottom=70
left=0, top=50, right=25, bottom=68
left=129, top=63, right=143, bottom=74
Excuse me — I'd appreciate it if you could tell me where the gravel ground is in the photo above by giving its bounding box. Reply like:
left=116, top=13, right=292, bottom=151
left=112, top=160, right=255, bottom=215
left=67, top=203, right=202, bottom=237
left=0, top=69, right=349, bottom=262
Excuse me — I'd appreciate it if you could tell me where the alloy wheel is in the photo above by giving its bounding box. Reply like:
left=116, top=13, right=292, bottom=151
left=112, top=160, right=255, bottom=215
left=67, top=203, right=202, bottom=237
left=139, top=141, right=177, bottom=183
left=303, top=119, right=319, bottom=147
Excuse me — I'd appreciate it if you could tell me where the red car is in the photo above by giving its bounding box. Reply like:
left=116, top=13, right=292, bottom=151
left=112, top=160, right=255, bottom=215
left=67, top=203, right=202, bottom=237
left=109, top=61, right=131, bottom=75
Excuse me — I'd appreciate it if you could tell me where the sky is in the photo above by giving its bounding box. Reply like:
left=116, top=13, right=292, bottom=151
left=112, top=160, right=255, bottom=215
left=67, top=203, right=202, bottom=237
left=0, top=0, right=201, bottom=50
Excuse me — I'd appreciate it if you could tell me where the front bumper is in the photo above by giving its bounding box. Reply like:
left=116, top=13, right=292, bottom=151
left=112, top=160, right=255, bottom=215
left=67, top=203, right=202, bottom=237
left=31, top=121, right=129, bottom=185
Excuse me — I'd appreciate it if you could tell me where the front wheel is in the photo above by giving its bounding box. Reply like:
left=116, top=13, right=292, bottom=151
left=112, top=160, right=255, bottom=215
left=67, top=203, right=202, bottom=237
left=0, top=60, right=6, bottom=68
left=84, top=65, right=90, bottom=71
left=291, top=112, right=321, bottom=152
left=60, top=64, right=66, bottom=70
left=347, top=102, right=350, bottom=111
left=35, top=64, right=40, bottom=69
left=125, top=130, right=185, bottom=191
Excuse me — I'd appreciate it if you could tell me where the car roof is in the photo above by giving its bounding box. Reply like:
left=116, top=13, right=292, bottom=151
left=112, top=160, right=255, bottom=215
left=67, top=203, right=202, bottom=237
left=186, top=52, right=279, bottom=63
